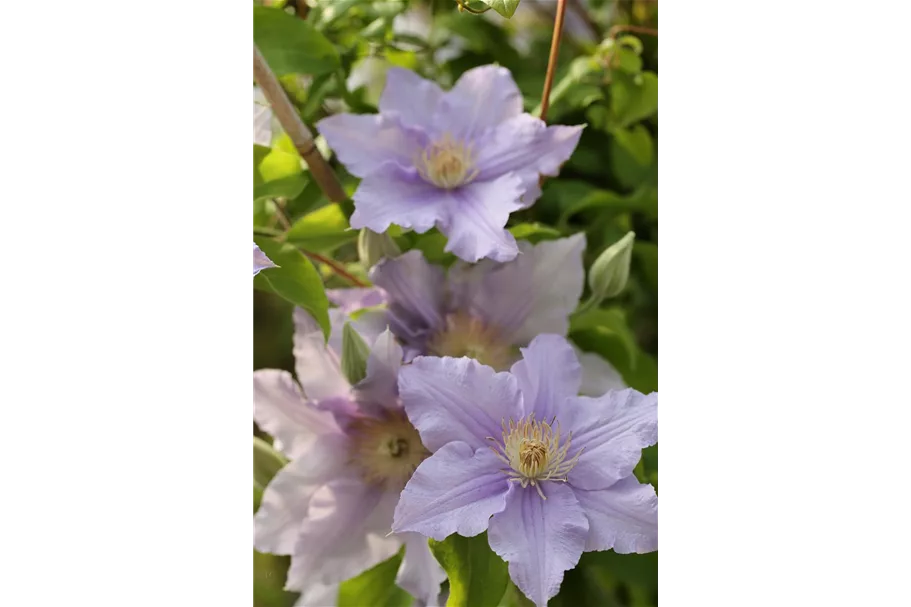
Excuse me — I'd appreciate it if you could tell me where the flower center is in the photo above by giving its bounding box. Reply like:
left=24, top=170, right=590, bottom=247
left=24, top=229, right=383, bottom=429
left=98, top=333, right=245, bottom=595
left=415, top=133, right=479, bottom=189
left=489, top=414, right=583, bottom=499
left=347, top=409, right=429, bottom=490
left=426, top=312, right=516, bottom=371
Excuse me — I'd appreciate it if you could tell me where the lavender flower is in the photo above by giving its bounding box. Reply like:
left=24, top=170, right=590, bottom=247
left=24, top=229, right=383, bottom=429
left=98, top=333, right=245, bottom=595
left=316, top=65, right=583, bottom=263
left=330, top=234, right=625, bottom=396
left=253, top=242, right=277, bottom=276
left=253, top=309, right=445, bottom=606
left=391, top=335, right=658, bottom=607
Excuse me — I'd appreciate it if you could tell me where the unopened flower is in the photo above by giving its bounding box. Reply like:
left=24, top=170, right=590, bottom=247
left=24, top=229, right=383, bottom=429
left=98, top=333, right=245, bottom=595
left=392, top=335, right=658, bottom=607
left=253, top=242, right=277, bottom=276
left=317, top=65, right=583, bottom=263
left=253, top=309, right=445, bottom=606
left=331, top=234, right=625, bottom=395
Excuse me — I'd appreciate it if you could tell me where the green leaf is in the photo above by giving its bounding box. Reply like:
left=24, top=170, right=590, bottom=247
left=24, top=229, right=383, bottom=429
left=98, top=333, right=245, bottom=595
left=254, top=145, right=307, bottom=201
left=338, top=550, right=412, bottom=607
left=253, top=237, right=331, bottom=340
left=254, top=437, right=288, bottom=495
left=285, top=203, right=356, bottom=254
left=635, top=242, right=658, bottom=293
left=508, top=222, right=563, bottom=243
left=341, top=322, right=371, bottom=385
left=610, top=71, right=658, bottom=129
left=254, top=6, right=340, bottom=76
left=558, top=188, right=647, bottom=226
left=612, top=125, right=654, bottom=167
left=613, top=48, right=644, bottom=74
left=406, top=230, right=457, bottom=266
left=254, top=550, right=299, bottom=607
left=429, top=533, right=509, bottom=607
left=570, top=308, right=639, bottom=371
left=480, top=0, right=520, bottom=18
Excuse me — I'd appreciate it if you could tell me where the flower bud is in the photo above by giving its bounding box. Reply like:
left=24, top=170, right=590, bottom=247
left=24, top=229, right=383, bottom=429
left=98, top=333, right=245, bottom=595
left=341, top=322, right=371, bottom=386
left=357, top=229, right=401, bottom=269
left=588, top=231, right=635, bottom=303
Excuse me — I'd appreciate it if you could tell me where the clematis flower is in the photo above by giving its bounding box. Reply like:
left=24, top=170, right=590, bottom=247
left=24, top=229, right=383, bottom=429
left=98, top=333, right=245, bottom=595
left=316, top=65, right=583, bottom=263
left=253, top=243, right=277, bottom=276
left=391, top=334, right=658, bottom=607
left=253, top=309, right=446, bottom=606
left=330, top=234, right=625, bottom=396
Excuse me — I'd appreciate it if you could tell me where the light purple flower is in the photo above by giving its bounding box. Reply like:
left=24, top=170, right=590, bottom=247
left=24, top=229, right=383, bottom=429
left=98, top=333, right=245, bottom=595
left=253, top=242, right=277, bottom=276
left=391, top=335, right=658, bottom=607
left=316, top=65, right=583, bottom=263
left=253, top=309, right=446, bottom=606
left=331, top=234, right=625, bottom=395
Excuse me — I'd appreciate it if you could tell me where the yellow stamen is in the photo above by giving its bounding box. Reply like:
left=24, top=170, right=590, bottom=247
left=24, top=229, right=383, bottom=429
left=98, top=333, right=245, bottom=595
left=488, top=414, right=583, bottom=499
left=415, top=133, right=479, bottom=189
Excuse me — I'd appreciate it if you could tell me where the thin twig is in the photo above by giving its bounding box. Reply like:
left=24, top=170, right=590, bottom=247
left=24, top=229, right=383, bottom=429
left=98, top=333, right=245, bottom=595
left=253, top=45, right=347, bottom=203
left=608, top=24, right=659, bottom=39
left=539, top=0, right=569, bottom=123
left=302, top=250, right=368, bottom=287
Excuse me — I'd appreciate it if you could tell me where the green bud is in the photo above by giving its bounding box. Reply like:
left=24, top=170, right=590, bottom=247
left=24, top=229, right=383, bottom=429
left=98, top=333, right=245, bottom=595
left=357, top=228, right=401, bottom=269
left=253, top=436, right=287, bottom=513
left=341, top=322, right=371, bottom=386
left=588, top=231, right=635, bottom=303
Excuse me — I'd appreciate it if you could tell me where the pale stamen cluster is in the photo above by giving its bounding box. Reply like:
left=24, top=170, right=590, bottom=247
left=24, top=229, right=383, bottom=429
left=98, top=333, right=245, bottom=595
left=488, top=414, right=583, bottom=499
left=415, top=133, right=479, bottom=189
left=348, top=409, right=429, bottom=491
left=427, top=312, right=515, bottom=371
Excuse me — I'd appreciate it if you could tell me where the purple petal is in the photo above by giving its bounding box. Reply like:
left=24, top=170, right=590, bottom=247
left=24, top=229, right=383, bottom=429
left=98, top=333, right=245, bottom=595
left=434, top=65, right=523, bottom=141
left=487, top=482, right=589, bottom=607
left=253, top=370, right=342, bottom=459
left=351, top=166, right=450, bottom=234
left=317, top=113, right=427, bottom=177
left=461, top=234, right=586, bottom=345
left=292, top=309, right=351, bottom=402
left=380, top=67, right=444, bottom=129
left=286, top=480, right=402, bottom=588
left=396, top=532, right=447, bottom=607
left=475, top=114, right=584, bottom=207
left=399, top=356, right=523, bottom=452
left=327, top=287, right=387, bottom=315
left=371, top=251, right=446, bottom=345
left=563, top=389, right=658, bottom=491
left=253, top=433, right=350, bottom=555
left=253, top=242, right=277, bottom=276
left=442, top=174, right=524, bottom=263
left=353, top=329, right=403, bottom=415
left=293, top=583, right=337, bottom=607
left=573, top=476, right=658, bottom=554
left=253, top=89, right=273, bottom=147
left=576, top=347, right=627, bottom=397
left=392, top=441, right=512, bottom=541
left=511, top=334, right=582, bottom=421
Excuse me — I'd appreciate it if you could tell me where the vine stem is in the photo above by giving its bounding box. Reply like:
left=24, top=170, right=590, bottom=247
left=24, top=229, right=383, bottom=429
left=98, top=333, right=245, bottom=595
left=538, top=0, right=569, bottom=123
left=253, top=45, right=347, bottom=203
left=302, top=250, right=368, bottom=287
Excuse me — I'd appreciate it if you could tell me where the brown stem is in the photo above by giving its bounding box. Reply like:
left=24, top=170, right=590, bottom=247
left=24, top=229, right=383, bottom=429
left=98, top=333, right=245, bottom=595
left=302, top=250, right=368, bottom=287
left=291, top=0, right=309, bottom=20
left=539, top=0, right=568, bottom=123
left=253, top=45, right=347, bottom=203
left=608, top=24, right=659, bottom=39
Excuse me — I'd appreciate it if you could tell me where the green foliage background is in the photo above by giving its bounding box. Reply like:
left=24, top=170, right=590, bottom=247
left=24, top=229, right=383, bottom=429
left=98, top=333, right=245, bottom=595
left=253, top=1, right=657, bottom=605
